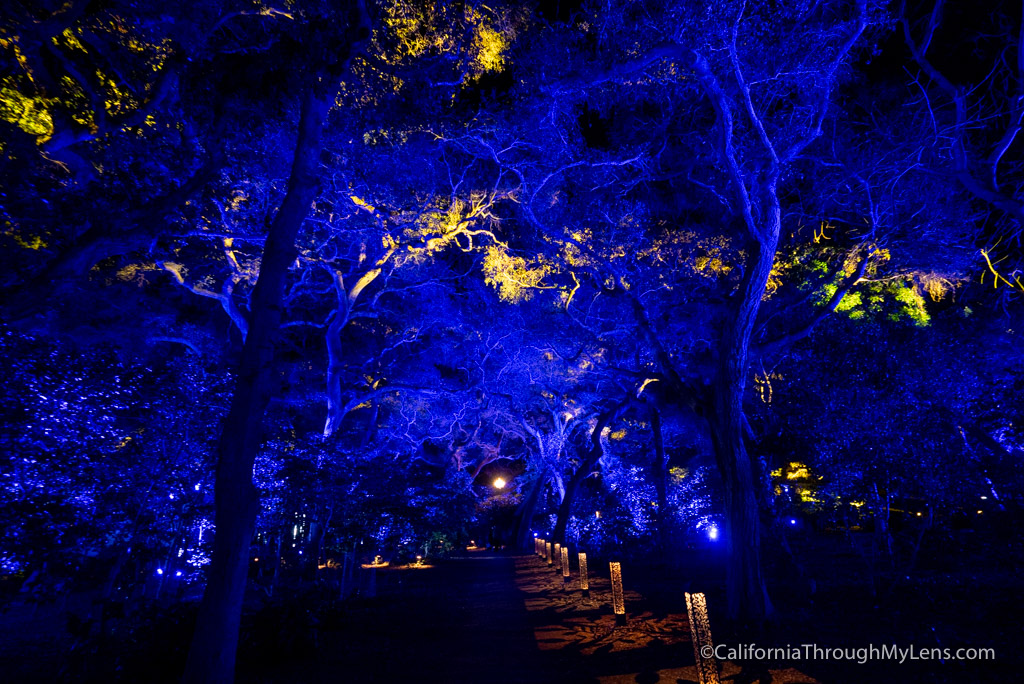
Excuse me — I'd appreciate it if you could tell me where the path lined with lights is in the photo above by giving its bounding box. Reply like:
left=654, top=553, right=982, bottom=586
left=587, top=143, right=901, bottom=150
left=241, top=549, right=822, bottom=683
left=513, top=546, right=823, bottom=684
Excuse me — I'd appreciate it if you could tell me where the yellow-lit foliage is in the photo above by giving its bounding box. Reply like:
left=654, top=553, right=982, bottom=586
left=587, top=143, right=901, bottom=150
left=0, top=78, right=53, bottom=138
left=774, top=461, right=810, bottom=480
left=115, top=261, right=157, bottom=285
left=481, top=244, right=554, bottom=303
left=560, top=228, right=596, bottom=268
left=754, top=370, right=783, bottom=404
left=890, top=281, right=929, bottom=326
left=774, top=244, right=945, bottom=327
left=351, top=195, right=376, bottom=213
left=637, top=229, right=738, bottom=284
left=921, top=274, right=953, bottom=301
left=2, top=20, right=170, bottom=141
left=668, top=466, right=689, bottom=485
left=798, top=487, right=821, bottom=503
left=471, top=24, right=508, bottom=74
left=5, top=220, right=48, bottom=250
left=378, top=1, right=513, bottom=83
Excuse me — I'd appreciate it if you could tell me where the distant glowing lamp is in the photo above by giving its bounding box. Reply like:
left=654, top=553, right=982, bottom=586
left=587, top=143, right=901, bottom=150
left=175, top=571, right=182, bottom=577
left=493, top=477, right=507, bottom=489
left=156, top=568, right=164, bottom=575
left=789, top=518, right=797, bottom=525
left=708, top=525, right=719, bottom=541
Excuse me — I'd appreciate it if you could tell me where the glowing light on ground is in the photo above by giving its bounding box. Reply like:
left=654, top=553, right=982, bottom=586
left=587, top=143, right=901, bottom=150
left=610, top=562, right=625, bottom=615
left=686, top=592, right=720, bottom=684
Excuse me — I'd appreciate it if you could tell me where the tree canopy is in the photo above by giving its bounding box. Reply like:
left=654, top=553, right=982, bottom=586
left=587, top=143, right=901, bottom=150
left=2, top=1, right=1022, bottom=681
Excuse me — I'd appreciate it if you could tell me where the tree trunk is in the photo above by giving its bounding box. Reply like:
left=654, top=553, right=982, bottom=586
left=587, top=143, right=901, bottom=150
left=649, top=406, right=669, bottom=553
left=708, top=234, right=776, bottom=626
left=552, top=404, right=625, bottom=544
left=512, top=468, right=548, bottom=550
left=181, top=83, right=335, bottom=684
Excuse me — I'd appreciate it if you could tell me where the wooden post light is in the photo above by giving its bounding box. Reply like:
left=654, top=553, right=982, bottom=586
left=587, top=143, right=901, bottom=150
left=609, top=562, right=625, bottom=623
left=560, top=546, right=570, bottom=585
left=553, top=543, right=561, bottom=572
left=578, top=552, right=589, bottom=597
left=685, top=592, right=720, bottom=684
left=546, top=542, right=552, bottom=565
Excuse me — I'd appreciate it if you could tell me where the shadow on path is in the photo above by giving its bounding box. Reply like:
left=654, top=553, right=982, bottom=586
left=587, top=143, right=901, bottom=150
left=241, top=551, right=819, bottom=684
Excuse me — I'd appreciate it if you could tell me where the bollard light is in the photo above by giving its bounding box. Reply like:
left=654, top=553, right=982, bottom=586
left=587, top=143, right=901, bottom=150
left=553, top=543, right=561, bottom=571
left=685, top=592, right=720, bottom=684
left=609, top=562, right=625, bottom=616
left=578, top=552, right=589, bottom=591
left=561, top=546, right=570, bottom=578
left=546, top=542, right=552, bottom=564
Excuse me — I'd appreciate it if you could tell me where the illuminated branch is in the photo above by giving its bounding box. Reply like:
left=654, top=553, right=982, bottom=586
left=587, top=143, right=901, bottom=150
left=692, top=51, right=763, bottom=241
left=903, top=0, right=1024, bottom=229
left=322, top=247, right=397, bottom=438
left=980, top=247, right=1024, bottom=291
left=756, top=247, right=874, bottom=357
left=158, top=232, right=254, bottom=340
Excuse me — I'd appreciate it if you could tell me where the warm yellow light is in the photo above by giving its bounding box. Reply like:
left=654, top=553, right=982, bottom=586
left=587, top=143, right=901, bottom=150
left=493, top=477, right=507, bottom=489
left=685, top=592, right=719, bottom=684
left=610, top=562, right=625, bottom=615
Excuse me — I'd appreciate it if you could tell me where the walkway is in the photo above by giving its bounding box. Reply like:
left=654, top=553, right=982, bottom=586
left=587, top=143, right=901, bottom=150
left=243, top=550, right=819, bottom=683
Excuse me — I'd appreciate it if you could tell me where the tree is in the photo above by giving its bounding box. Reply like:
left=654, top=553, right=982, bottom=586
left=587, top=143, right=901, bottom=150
left=901, top=0, right=1024, bottom=304
left=182, top=6, right=371, bottom=680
